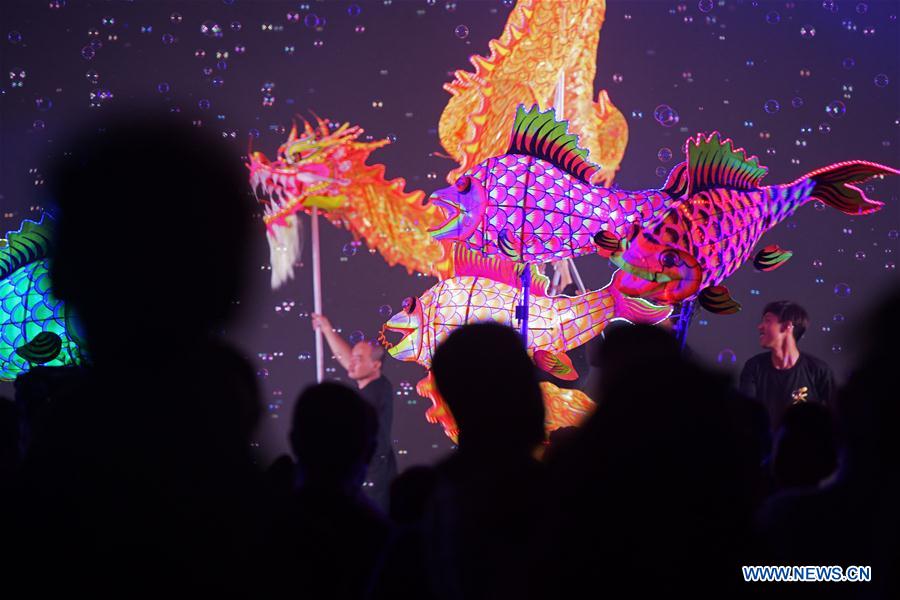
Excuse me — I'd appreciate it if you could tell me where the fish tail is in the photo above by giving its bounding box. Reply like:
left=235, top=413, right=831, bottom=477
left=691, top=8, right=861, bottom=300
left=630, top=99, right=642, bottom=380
left=800, top=160, right=899, bottom=215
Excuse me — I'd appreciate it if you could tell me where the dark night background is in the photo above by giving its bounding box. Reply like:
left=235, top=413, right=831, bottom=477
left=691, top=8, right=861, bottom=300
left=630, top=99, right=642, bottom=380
left=1, top=0, right=897, bottom=469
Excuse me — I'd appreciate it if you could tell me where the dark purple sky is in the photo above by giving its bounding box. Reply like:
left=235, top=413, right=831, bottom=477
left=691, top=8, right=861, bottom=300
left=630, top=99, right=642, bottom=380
left=1, top=0, right=897, bottom=468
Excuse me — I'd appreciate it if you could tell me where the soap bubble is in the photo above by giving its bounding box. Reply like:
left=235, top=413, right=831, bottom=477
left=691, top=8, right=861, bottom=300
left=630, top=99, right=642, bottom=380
left=454, top=25, right=469, bottom=39
left=698, top=0, right=714, bottom=13
left=34, top=96, right=52, bottom=111
left=653, top=104, right=679, bottom=127
left=657, top=147, right=673, bottom=162
left=349, top=330, right=365, bottom=346
left=378, top=305, right=393, bottom=318
left=833, top=283, right=851, bottom=297
left=200, top=21, right=223, bottom=38
left=342, top=242, right=358, bottom=257
left=825, top=100, right=846, bottom=118
left=764, top=99, right=780, bottom=114
left=716, top=349, right=737, bottom=365
left=874, top=74, right=889, bottom=88
left=766, top=11, right=780, bottom=24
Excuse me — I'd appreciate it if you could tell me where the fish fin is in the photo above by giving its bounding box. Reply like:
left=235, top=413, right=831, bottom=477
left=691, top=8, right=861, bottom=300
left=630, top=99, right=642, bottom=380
left=1, top=213, right=55, bottom=280
left=534, top=350, right=579, bottom=381
left=593, top=230, right=622, bottom=258
left=452, top=244, right=549, bottom=296
left=661, top=161, right=689, bottom=198
left=685, top=132, right=768, bottom=196
left=698, top=285, right=742, bottom=314
left=609, top=283, right=674, bottom=323
left=497, top=228, right=522, bottom=261
left=417, top=374, right=459, bottom=443
left=540, top=382, right=596, bottom=432
left=15, top=331, right=63, bottom=365
left=753, top=244, right=793, bottom=272
left=508, top=104, right=601, bottom=184
left=801, top=160, right=900, bottom=215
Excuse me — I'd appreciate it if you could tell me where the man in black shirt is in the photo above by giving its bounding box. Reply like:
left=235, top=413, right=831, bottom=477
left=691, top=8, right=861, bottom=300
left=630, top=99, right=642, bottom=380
left=311, top=313, right=397, bottom=512
left=739, top=301, right=836, bottom=431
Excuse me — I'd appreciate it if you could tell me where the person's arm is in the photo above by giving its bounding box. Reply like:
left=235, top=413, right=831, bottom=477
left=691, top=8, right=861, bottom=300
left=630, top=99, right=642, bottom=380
left=311, top=313, right=352, bottom=371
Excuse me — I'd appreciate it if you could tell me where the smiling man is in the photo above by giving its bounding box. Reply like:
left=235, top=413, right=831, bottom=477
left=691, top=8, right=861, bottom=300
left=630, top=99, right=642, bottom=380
left=739, top=301, right=835, bottom=431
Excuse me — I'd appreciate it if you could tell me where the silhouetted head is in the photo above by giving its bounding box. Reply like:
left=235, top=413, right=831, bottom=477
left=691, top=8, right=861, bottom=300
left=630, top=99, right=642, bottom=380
left=0, top=397, right=20, bottom=474
left=758, top=300, right=808, bottom=348
left=772, top=401, right=837, bottom=490
left=431, top=323, right=543, bottom=455
left=837, top=284, right=900, bottom=480
left=48, top=108, right=254, bottom=365
left=591, top=324, right=683, bottom=397
left=290, top=382, right=377, bottom=489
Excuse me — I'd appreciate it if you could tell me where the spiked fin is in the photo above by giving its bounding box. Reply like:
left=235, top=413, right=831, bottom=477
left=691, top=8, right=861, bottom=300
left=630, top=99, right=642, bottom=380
left=698, top=285, right=742, bottom=315
left=452, top=244, right=549, bottom=296
left=753, top=245, right=793, bottom=272
left=534, top=350, right=579, bottom=381
left=508, top=105, right=601, bottom=183
left=0, top=213, right=55, bottom=280
left=685, top=132, right=768, bottom=196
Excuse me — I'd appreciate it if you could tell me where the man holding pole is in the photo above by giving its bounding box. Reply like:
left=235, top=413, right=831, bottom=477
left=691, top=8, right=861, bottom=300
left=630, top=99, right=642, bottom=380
left=310, top=313, right=397, bottom=512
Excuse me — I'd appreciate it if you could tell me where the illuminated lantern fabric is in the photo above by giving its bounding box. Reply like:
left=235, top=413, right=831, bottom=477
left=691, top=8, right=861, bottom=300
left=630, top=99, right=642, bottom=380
left=428, top=105, right=682, bottom=264
left=439, top=0, right=628, bottom=187
left=601, top=132, right=900, bottom=314
left=0, top=214, right=86, bottom=380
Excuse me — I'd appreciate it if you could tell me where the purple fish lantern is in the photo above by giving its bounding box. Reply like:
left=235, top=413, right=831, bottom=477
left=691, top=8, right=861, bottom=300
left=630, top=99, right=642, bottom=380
left=427, top=104, right=682, bottom=264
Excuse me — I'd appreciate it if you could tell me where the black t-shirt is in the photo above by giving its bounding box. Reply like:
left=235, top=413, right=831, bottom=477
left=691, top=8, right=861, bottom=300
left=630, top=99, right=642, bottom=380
left=358, top=375, right=394, bottom=459
left=739, top=352, right=835, bottom=430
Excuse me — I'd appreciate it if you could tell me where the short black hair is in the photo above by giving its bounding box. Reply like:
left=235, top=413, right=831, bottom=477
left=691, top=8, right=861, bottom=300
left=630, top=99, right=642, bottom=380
left=763, top=301, right=809, bottom=342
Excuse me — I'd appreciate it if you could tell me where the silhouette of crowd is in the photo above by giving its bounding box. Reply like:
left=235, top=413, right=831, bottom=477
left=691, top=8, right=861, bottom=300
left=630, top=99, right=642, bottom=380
left=1, top=113, right=895, bottom=599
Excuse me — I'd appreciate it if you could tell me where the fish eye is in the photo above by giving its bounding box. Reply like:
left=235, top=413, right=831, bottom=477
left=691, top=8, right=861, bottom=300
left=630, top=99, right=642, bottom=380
left=402, top=296, right=417, bottom=314
left=455, top=175, right=471, bottom=194
left=660, top=250, right=683, bottom=268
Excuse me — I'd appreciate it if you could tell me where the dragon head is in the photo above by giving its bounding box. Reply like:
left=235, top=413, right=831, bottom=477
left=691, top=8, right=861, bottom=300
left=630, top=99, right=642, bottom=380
left=248, top=117, right=389, bottom=230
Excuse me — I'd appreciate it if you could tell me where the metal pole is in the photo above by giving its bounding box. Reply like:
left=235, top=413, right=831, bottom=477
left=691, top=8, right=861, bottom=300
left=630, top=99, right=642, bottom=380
left=311, top=207, right=324, bottom=382
left=674, top=299, right=695, bottom=351
left=519, top=266, right=531, bottom=345
left=567, top=258, right=587, bottom=294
